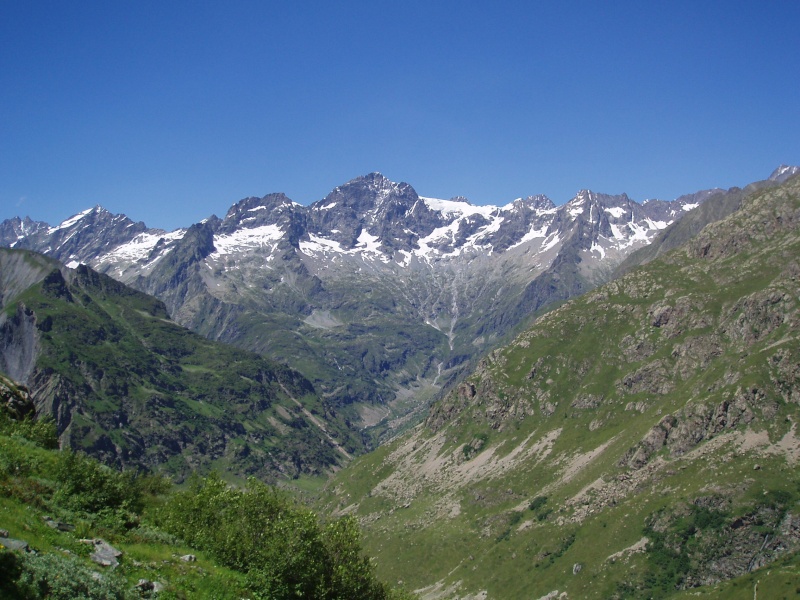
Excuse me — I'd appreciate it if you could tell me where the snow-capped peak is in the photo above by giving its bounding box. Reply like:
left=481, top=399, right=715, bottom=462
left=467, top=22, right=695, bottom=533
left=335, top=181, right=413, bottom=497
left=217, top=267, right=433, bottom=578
left=769, top=165, right=800, bottom=182
left=47, top=206, right=116, bottom=234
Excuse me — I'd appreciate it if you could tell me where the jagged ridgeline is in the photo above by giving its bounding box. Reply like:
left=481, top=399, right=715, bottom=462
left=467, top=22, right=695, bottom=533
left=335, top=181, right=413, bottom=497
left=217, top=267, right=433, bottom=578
left=0, top=250, right=359, bottom=481
left=318, top=174, right=800, bottom=598
left=11, top=171, right=797, bottom=445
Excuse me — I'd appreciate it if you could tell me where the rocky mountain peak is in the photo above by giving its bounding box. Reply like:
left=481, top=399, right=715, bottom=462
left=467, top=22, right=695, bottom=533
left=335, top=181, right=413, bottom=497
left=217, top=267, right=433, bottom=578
left=769, top=164, right=800, bottom=183
left=0, top=216, right=49, bottom=248
left=220, top=193, right=297, bottom=233
left=524, top=194, right=556, bottom=211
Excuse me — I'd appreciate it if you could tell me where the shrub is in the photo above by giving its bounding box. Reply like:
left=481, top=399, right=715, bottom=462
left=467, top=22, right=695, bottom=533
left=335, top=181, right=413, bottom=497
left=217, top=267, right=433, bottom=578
left=0, top=414, right=59, bottom=449
left=53, top=451, right=142, bottom=516
left=529, top=495, right=548, bottom=511
left=156, top=473, right=405, bottom=599
left=0, top=550, right=136, bottom=599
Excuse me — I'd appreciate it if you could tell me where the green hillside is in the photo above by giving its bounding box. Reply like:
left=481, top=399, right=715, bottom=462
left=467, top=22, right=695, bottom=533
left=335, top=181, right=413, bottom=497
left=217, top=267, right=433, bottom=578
left=0, top=378, right=413, bottom=599
left=0, top=252, right=358, bottom=481
left=317, top=175, right=800, bottom=598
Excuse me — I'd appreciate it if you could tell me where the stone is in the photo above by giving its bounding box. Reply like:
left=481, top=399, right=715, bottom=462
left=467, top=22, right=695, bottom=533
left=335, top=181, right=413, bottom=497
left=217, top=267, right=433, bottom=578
left=0, top=537, right=29, bottom=551
left=44, top=516, right=75, bottom=532
left=81, top=538, right=122, bottom=567
left=135, top=579, right=155, bottom=591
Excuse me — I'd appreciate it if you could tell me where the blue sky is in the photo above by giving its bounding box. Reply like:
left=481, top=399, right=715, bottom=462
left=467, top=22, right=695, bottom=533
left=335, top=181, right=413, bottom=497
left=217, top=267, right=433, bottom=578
left=2, top=1, right=798, bottom=231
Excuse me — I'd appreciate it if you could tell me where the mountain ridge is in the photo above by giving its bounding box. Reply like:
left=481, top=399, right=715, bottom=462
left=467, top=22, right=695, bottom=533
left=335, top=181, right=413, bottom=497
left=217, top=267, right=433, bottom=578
left=0, top=248, right=358, bottom=481
left=2, top=168, right=795, bottom=443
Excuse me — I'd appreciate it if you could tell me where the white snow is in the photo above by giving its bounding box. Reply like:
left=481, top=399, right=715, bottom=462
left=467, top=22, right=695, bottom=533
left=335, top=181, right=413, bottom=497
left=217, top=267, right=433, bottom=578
left=300, top=231, right=392, bottom=262
left=507, top=225, right=549, bottom=250
left=610, top=223, right=625, bottom=240
left=604, top=206, right=626, bottom=219
left=300, top=234, right=345, bottom=254
left=420, top=197, right=498, bottom=219
left=540, top=232, right=561, bottom=252
left=467, top=216, right=504, bottom=244
left=590, top=242, right=606, bottom=259
left=682, top=203, right=699, bottom=211
left=101, top=229, right=187, bottom=263
left=644, top=218, right=668, bottom=230
left=397, top=250, right=412, bottom=267
left=212, top=224, right=284, bottom=255
left=247, top=205, right=267, bottom=212
left=355, top=229, right=382, bottom=253
left=65, top=260, right=81, bottom=269
left=568, top=206, right=584, bottom=217
left=49, top=208, right=94, bottom=233
left=626, top=221, right=652, bottom=243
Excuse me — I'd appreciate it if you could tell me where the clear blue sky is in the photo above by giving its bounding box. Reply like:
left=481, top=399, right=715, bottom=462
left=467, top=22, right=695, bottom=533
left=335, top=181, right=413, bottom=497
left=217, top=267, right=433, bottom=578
left=2, top=1, right=798, bottom=231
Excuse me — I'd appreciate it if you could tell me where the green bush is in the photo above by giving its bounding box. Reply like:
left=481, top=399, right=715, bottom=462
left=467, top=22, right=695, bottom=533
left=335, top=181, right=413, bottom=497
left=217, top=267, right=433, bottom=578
left=529, top=495, right=548, bottom=511
left=0, top=413, right=59, bottom=449
left=53, top=451, right=142, bottom=516
left=0, top=436, right=42, bottom=479
left=156, top=473, right=407, bottom=599
left=0, top=550, right=136, bottom=600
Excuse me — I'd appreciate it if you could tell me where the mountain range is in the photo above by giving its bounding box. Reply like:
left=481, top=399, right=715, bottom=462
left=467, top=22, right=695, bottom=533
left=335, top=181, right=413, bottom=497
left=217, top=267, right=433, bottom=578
left=316, top=169, right=800, bottom=598
left=2, top=166, right=800, bottom=597
left=4, top=166, right=797, bottom=445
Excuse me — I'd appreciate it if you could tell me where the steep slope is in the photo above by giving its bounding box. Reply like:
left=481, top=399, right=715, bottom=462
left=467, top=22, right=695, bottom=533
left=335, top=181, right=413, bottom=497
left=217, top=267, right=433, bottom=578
left=318, top=174, right=800, bottom=599
left=0, top=249, right=357, bottom=481
left=615, top=166, right=799, bottom=275
left=2, top=173, right=731, bottom=442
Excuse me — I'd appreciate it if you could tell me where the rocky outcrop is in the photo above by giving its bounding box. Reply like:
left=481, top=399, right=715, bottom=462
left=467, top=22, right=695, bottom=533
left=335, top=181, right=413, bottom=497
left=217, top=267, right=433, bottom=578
left=0, top=374, right=34, bottom=420
left=619, top=389, right=760, bottom=469
left=0, top=303, right=40, bottom=383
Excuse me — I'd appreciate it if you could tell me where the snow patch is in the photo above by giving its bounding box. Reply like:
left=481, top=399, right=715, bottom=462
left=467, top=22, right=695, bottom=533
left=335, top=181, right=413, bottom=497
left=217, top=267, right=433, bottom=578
left=49, top=208, right=94, bottom=233
left=213, top=224, right=284, bottom=256
left=300, top=234, right=346, bottom=254
left=508, top=225, right=549, bottom=250
left=355, top=229, right=382, bottom=253
left=100, top=230, right=186, bottom=263
left=420, top=197, right=498, bottom=219
left=541, top=233, right=561, bottom=252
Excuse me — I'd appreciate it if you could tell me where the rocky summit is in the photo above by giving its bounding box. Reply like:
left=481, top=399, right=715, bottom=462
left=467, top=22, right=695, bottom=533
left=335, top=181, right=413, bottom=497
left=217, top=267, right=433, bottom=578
left=4, top=168, right=794, bottom=444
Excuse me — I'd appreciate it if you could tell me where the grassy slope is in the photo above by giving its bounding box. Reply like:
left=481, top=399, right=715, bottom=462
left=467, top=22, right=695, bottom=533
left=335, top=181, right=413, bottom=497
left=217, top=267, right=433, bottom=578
left=316, top=176, right=800, bottom=598
left=2, top=257, right=359, bottom=481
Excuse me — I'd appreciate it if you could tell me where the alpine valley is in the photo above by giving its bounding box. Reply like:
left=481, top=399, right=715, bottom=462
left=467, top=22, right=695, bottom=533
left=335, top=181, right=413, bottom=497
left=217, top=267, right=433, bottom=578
left=2, top=167, right=800, bottom=599
left=4, top=167, right=797, bottom=448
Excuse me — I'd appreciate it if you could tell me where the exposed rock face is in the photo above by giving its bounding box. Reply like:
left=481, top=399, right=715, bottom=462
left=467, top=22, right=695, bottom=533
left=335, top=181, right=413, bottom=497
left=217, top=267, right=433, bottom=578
left=0, top=373, right=34, bottom=420
left=619, top=391, right=758, bottom=469
left=0, top=303, right=40, bottom=383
